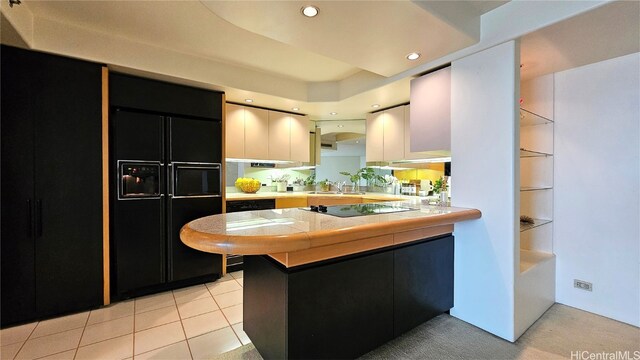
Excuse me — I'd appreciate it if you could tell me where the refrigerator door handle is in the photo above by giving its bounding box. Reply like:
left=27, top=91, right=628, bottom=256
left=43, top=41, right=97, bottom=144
left=167, top=163, right=173, bottom=198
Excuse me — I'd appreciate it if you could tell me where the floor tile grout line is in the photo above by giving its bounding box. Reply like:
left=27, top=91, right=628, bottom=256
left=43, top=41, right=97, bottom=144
left=74, top=333, right=133, bottom=353
left=211, top=292, right=243, bottom=346
left=178, top=308, right=220, bottom=321
left=32, top=347, right=79, bottom=360
left=10, top=321, right=39, bottom=360
left=77, top=314, right=136, bottom=348
left=132, top=297, right=137, bottom=358
left=171, top=291, right=194, bottom=360
left=72, top=312, right=91, bottom=359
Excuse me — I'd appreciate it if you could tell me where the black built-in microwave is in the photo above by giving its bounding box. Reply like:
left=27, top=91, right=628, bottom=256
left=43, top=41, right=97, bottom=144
left=172, top=162, right=221, bottom=198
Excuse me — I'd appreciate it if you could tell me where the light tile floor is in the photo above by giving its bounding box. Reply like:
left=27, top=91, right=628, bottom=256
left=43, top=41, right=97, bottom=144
left=0, top=271, right=247, bottom=360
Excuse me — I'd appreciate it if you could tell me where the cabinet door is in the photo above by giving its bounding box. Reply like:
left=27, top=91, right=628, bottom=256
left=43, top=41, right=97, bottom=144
left=403, top=105, right=431, bottom=160
left=268, top=111, right=291, bottom=161
left=113, top=110, right=163, bottom=161
left=225, top=103, right=245, bottom=158
left=1, top=46, right=37, bottom=326
left=170, top=116, right=222, bottom=163
left=409, top=67, right=451, bottom=152
left=366, top=112, right=384, bottom=162
left=168, top=197, right=222, bottom=282
left=33, top=51, right=103, bottom=315
left=290, top=114, right=310, bottom=162
left=383, top=106, right=405, bottom=161
left=244, top=107, right=269, bottom=160
left=393, top=235, right=454, bottom=336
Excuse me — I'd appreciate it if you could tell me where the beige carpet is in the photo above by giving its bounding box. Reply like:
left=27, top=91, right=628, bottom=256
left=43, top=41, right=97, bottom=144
left=214, top=304, right=640, bottom=359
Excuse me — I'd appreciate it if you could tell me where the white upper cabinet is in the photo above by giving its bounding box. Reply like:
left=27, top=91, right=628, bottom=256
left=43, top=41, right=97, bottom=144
left=244, top=106, right=269, bottom=160
left=268, top=111, right=291, bottom=160
left=290, top=114, right=310, bottom=162
left=225, top=103, right=309, bottom=162
left=225, top=103, right=245, bottom=159
left=409, top=66, right=451, bottom=152
left=366, top=106, right=406, bottom=162
left=383, top=106, right=405, bottom=161
left=366, top=111, right=385, bottom=162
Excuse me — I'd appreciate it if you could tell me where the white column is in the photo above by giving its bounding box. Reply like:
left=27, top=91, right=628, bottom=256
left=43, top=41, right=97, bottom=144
left=450, top=41, right=520, bottom=341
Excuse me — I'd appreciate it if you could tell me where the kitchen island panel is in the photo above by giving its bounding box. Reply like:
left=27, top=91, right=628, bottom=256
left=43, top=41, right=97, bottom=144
left=287, top=250, right=394, bottom=360
left=243, top=233, right=454, bottom=360
left=394, top=235, right=454, bottom=336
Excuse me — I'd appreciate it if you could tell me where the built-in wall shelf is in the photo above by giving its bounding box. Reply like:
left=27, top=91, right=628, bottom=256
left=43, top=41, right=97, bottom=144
left=520, top=148, right=553, bottom=158
left=520, top=249, right=555, bottom=273
left=520, top=108, right=553, bottom=126
left=520, top=218, right=552, bottom=232
left=520, top=186, right=553, bottom=192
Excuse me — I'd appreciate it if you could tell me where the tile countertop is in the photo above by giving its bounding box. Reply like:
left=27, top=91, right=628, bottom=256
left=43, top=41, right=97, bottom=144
left=180, top=200, right=481, bottom=264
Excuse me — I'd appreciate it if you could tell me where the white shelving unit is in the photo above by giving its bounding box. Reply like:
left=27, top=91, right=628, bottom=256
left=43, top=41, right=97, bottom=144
left=515, top=100, right=556, bottom=338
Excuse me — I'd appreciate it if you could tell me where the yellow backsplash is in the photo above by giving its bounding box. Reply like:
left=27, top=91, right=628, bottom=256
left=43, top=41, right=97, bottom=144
left=394, top=163, right=445, bottom=184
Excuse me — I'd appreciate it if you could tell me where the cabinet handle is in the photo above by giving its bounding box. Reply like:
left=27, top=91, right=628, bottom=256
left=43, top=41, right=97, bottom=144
left=27, top=199, right=33, bottom=237
left=36, top=199, right=43, bottom=238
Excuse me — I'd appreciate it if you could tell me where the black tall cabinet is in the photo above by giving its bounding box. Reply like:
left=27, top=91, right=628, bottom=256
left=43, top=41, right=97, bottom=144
left=1, top=46, right=103, bottom=326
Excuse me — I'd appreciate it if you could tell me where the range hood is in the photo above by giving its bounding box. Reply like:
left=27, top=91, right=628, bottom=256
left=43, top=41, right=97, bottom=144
left=366, top=152, right=451, bottom=170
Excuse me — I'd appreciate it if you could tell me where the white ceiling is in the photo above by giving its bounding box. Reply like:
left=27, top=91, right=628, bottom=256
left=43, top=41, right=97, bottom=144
left=1, top=1, right=638, bottom=122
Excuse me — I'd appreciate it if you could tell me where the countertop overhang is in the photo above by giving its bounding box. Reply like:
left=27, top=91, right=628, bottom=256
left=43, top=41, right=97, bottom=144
left=180, top=200, right=481, bottom=258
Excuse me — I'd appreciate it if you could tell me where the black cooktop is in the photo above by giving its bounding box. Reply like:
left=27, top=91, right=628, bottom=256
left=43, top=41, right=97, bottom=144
left=303, top=203, right=413, bottom=218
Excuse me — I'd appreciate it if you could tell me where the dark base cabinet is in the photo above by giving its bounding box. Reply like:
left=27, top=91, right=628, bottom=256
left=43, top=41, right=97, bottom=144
left=1, top=45, right=103, bottom=327
left=244, top=234, right=454, bottom=360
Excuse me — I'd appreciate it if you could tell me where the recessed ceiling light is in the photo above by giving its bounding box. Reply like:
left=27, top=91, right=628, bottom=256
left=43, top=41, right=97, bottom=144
left=355, top=141, right=359, bottom=144
left=330, top=112, right=337, bottom=115
left=301, top=5, right=319, bottom=18
left=337, top=124, right=344, bottom=128
left=371, top=104, right=380, bottom=108
left=292, top=107, right=299, bottom=111
left=406, top=52, right=421, bottom=61
left=245, top=99, right=253, bottom=103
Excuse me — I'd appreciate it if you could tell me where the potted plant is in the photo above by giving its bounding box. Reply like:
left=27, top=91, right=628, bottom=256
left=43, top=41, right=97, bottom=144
left=433, top=176, right=449, bottom=204
left=318, top=179, right=331, bottom=192
left=304, top=174, right=316, bottom=191
left=269, top=173, right=290, bottom=192
left=358, top=167, right=385, bottom=191
left=339, top=171, right=361, bottom=192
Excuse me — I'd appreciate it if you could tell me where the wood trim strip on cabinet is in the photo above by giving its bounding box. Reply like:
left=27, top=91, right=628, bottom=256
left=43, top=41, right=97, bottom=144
left=221, top=94, right=227, bottom=276
left=221, top=94, right=226, bottom=214
left=101, top=67, right=110, bottom=305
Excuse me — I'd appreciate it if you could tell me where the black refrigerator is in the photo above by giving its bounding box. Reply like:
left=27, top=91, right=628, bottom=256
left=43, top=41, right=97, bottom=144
left=111, top=108, right=223, bottom=299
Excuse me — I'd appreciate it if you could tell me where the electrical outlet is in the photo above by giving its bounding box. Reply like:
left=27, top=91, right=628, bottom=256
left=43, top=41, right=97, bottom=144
left=574, top=279, right=593, bottom=291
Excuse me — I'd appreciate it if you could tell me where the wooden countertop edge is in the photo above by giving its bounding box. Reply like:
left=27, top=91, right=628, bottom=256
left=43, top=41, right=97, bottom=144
left=180, top=208, right=481, bottom=255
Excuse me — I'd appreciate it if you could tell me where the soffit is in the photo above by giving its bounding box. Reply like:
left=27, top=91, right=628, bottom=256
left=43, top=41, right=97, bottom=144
left=201, top=0, right=480, bottom=77
left=520, top=1, right=640, bottom=81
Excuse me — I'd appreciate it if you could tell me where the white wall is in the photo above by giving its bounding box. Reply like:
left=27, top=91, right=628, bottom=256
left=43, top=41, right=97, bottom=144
left=450, top=41, right=519, bottom=341
left=554, top=53, right=640, bottom=327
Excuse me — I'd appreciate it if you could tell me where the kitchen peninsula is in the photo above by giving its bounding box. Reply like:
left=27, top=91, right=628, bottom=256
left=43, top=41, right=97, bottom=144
left=181, top=200, right=480, bottom=359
